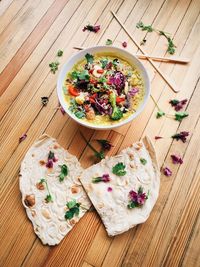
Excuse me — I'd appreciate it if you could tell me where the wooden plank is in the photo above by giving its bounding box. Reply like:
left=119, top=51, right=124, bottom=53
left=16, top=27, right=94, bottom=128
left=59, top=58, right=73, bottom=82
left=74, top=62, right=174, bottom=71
left=0, top=0, right=14, bottom=16
left=0, top=0, right=55, bottom=73
left=0, top=0, right=69, bottom=96
left=0, top=0, right=27, bottom=34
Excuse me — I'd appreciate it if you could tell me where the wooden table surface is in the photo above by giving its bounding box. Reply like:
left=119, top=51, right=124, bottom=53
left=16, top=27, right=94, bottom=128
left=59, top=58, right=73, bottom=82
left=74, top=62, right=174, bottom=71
left=0, top=0, right=200, bottom=266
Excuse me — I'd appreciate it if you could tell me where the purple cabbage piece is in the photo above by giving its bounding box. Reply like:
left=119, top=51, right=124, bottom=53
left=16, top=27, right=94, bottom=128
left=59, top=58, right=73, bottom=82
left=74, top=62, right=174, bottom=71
left=109, top=71, right=125, bottom=95
left=95, top=98, right=112, bottom=115
left=128, top=87, right=139, bottom=96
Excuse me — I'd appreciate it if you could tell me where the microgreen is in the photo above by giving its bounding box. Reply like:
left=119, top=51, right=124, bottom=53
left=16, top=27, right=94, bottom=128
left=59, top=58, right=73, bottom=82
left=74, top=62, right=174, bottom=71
left=100, top=59, right=108, bottom=69
left=106, top=39, right=113, bottom=45
left=59, top=164, right=68, bottom=182
left=112, top=162, right=126, bottom=176
left=85, top=53, right=94, bottom=64
left=175, top=112, right=189, bottom=122
left=136, top=21, right=153, bottom=32
left=65, top=199, right=80, bottom=220
left=49, top=61, right=59, bottom=74
left=57, top=50, right=63, bottom=57
left=39, top=178, right=53, bottom=202
left=80, top=131, right=105, bottom=160
left=140, top=158, right=147, bottom=165
left=156, top=110, right=165, bottom=118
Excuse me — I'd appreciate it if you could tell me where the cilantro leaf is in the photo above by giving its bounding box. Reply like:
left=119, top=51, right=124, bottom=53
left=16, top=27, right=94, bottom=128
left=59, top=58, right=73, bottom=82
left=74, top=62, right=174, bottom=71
left=140, top=158, right=147, bottom=165
left=45, top=194, right=53, bottom=203
left=67, top=199, right=77, bottom=209
left=106, top=39, right=113, bottom=45
left=100, top=59, right=108, bottom=69
left=65, top=200, right=80, bottom=220
left=77, top=70, right=90, bottom=81
left=59, top=164, right=68, bottom=182
left=85, top=53, right=94, bottom=64
left=175, top=112, right=188, bottom=122
left=49, top=61, right=59, bottom=74
left=156, top=110, right=165, bottom=118
left=57, top=50, right=63, bottom=57
left=112, top=162, right=126, bottom=176
left=136, top=21, right=153, bottom=32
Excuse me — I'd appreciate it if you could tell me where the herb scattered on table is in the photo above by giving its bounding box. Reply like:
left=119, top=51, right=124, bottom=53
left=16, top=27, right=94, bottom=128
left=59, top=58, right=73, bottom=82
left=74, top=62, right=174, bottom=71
left=82, top=24, right=100, bottom=33
left=175, top=111, right=188, bottom=122
left=171, top=154, right=183, bottom=164
left=122, top=41, right=127, bottom=48
left=92, top=173, right=110, bottom=183
left=106, top=39, right=113, bottom=45
left=140, top=158, right=147, bottom=165
left=41, top=96, right=49, bottom=106
left=96, top=139, right=113, bottom=151
left=112, top=162, right=126, bottom=176
left=169, top=99, right=188, bottom=111
left=171, top=131, right=189, bottom=143
left=156, top=110, right=165, bottom=118
left=136, top=21, right=176, bottom=54
left=59, top=164, right=68, bottom=182
left=127, top=186, right=148, bottom=209
left=163, top=167, right=172, bottom=177
left=49, top=49, right=64, bottom=74
left=140, top=38, right=147, bottom=45
left=80, top=131, right=105, bottom=160
left=19, top=133, right=27, bottom=143
left=39, top=178, right=53, bottom=202
left=65, top=199, right=80, bottom=220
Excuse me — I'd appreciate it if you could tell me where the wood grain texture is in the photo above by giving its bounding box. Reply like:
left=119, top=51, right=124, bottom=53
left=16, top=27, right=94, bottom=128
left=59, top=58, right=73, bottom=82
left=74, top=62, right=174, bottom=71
left=0, top=0, right=200, bottom=266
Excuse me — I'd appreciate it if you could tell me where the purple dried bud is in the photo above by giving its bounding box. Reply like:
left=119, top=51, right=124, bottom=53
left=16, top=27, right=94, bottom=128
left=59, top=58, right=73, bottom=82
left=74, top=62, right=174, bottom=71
left=171, top=154, right=183, bottom=164
left=163, top=167, right=172, bottom=177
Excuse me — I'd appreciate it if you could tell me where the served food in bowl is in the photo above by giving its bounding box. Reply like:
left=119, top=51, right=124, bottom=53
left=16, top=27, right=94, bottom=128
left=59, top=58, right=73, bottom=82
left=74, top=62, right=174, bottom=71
left=62, top=53, right=145, bottom=125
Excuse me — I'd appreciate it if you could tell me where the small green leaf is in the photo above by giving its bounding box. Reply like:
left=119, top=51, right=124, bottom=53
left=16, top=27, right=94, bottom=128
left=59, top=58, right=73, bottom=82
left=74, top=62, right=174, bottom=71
left=106, top=39, right=113, bottom=45
left=140, top=158, right=147, bottom=165
left=136, top=21, right=153, bottom=32
left=71, top=71, right=78, bottom=80
left=65, top=200, right=80, bottom=220
left=57, top=50, right=63, bottom=57
left=112, top=162, right=126, bottom=176
left=100, top=59, right=108, bottom=68
left=74, top=111, right=85, bottom=119
left=65, top=210, right=74, bottom=220
left=92, top=177, right=102, bottom=183
left=85, top=53, right=94, bottom=64
left=67, top=199, right=77, bottom=209
left=156, top=110, right=165, bottom=118
left=175, top=111, right=189, bottom=122
left=45, top=194, right=53, bottom=203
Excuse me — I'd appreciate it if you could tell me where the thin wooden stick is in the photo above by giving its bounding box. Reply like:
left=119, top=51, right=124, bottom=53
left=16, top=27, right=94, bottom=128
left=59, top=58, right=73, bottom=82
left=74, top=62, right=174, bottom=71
left=73, top=46, right=189, bottom=64
left=111, top=11, right=180, bottom=93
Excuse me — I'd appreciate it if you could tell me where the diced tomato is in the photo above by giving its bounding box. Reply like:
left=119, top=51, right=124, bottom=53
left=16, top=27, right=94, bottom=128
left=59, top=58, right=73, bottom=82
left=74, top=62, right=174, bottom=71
left=89, top=78, right=97, bottom=85
left=89, top=93, right=97, bottom=104
left=97, top=69, right=104, bottom=74
left=68, top=85, right=80, bottom=96
left=89, top=69, right=93, bottom=74
left=116, top=96, right=125, bottom=104
left=89, top=98, right=95, bottom=104
left=107, top=80, right=112, bottom=85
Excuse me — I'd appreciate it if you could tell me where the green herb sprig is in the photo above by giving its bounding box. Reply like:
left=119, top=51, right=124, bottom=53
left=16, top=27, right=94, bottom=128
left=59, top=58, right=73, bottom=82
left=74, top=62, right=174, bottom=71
left=65, top=199, right=80, bottom=220
left=106, top=39, right=113, bottom=45
left=39, top=178, right=53, bottom=203
left=140, top=158, right=147, bottom=165
left=49, top=49, right=64, bottom=74
left=112, top=162, right=127, bottom=176
left=59, top=164, right=68, bottom=182
left=136, top=21, right=176, bottom=54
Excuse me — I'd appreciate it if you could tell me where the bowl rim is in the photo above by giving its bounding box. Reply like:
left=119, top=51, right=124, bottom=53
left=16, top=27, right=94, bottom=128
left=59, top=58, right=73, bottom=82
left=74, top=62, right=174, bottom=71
left=57, top=45, right=151, bottom=130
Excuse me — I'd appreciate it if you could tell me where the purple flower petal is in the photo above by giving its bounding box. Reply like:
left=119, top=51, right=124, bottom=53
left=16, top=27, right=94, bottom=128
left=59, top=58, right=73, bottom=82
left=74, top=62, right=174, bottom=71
left=155, top=136, right=163, bottom=140
left=102, top=174, right=110, bottom=182
left=46, top=159, right=53, bottom=168
left=19, top=133, right=27, bottom=143
left=163, top=167, right=172, bottom=177
left=128, top=87, right=139, bottom=96
left=107, top=187, right=113, bottom=192
left=122, top=41, right=127, bottom=48
left=171, top=154, right=183, bottom=164
left=172, top=131, right=189, bottom=143
left=169, top=99, right=188, bottom=111
left=82, top=24, right=100, bottom=33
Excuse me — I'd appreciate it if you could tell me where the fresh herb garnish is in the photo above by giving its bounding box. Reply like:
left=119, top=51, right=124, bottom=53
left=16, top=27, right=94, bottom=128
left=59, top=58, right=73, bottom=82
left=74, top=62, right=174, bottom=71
left=39, top=178, right=53, bottom=202
left=175, top=111, right=189, bottom=122
left=69, top=99, right=86, bottom=118
left=80, top=131, right=105, bottom=160
left=59, top=164, right=68, bottom=182
left=136, top=21, right=176, bottom=54
left=49, top=61, right=59, bottom=74
left=140, top=158, right=147, bottom=165
left=169, top=99, right=188, bottom=111
left=112, top=162, right=126, bottom=176
left=65, top=199, right=80, bottom=220
left=156, top=110, right=165, bottom=118
left=85, top=53, right=94, bottom=64
left=106, top=39, right=113, bottom=45
left=41, top=96, right=49, bottom=106
left=92, top=174, right=110, bottom=183
left=171, top=131, right=189, bottom=143
left=100, top=59, right=108, bottom=69
left=57, top=50, right=63, bottom=57
left=127, top=186, right=148, bottom=209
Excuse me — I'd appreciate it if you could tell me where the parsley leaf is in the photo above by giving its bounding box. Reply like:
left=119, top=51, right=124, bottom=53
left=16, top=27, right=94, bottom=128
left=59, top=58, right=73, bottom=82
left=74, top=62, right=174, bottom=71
left=65, top=200, right=80, bottom=220
left=175, top=111, right=189, bottom=122
left=136, top=21, right=153, bottom=32
left=77, top=70, right=90, bottom=81
left=85, top=53, right=94, bottom=64
left=159, top=31, right=176, bottom=55
left=59, top=164, right=68, bottom=182
left=57, top=50, right=63, bottom=57
left=106, top=39, right=113, bottom=45
left=49, top=61, right=59, bottom=74
left=100, top=59, right=108, bottom=69
left=112, top=162, right=127, bottom=176
left=140, top=158, right=147, bottom=165
left=156, top=110, right=165, bottom=118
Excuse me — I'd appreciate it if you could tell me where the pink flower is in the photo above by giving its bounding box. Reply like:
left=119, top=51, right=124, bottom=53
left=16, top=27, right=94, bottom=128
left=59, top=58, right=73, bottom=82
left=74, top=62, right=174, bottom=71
left=102, top=174, right=110, bottom=182
left=169, top=99, right=187, bottom=111
left=172, top=131, right=189, bottom=143
left=128, top=187, right=148, bottom=208
left=83, top=24, right=100, bottom=33
left=122, top=41, right=127, bottom=48
left=171, top=154, right=183, bottom=164
left=163, top=167, right=172, bottom=176
left=107, top=187, right=113, bottom=192
left=46, top=159, right=53, bottom=168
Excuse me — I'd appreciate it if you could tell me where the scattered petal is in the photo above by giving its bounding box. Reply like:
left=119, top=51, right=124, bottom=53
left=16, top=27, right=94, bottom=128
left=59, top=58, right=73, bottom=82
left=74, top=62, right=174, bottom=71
left=122, top=41, right=127, bottom=48
left=107, top=187, right=113, bottom=192
left=127, top=186, right=148, bottom=209
left=169, top=99, right=187, bottom=111
left=19, top=133, right=27, bottom=143
left=163, top=167, right=172, bottom=177
left=155, top=136, right=163, bottom=140
left=171, top=154, right=183, bottom=164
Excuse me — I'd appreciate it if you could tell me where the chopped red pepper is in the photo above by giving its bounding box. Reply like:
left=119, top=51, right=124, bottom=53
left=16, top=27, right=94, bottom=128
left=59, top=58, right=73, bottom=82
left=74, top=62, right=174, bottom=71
left=68, top=85, right=79, bottom=96
left=97, top=69, right=104, bottom=74
left=116, top=96, right=125, bottom=104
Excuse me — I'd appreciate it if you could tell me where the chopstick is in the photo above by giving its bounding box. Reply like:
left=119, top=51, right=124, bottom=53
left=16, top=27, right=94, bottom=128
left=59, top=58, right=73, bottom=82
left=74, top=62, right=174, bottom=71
left=111, top=11, right=180, bottom=93
left=73, top=46, right=189, bottom=64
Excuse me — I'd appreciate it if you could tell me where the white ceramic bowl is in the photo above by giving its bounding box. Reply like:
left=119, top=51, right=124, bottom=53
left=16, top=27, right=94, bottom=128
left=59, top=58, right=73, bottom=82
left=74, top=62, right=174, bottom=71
left=57, top=46, right=150, bottom=130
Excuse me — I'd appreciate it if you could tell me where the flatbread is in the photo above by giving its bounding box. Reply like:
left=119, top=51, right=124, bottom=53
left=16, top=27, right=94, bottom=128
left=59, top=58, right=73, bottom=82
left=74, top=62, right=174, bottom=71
left=19, top=134, right=91, bottom=245
left=80, top=136, right=160, bottom=236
